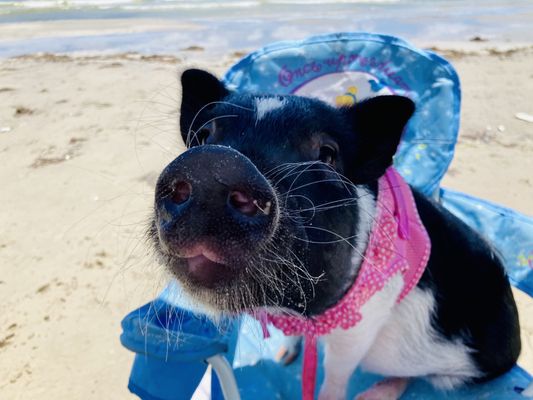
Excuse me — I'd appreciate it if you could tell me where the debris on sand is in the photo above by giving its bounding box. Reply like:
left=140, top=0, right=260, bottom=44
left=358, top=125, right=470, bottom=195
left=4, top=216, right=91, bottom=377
left=182, top=45, right=205, bottom=51
left=30, top=155, right=71, bottom=168
left=14, top=106, right=34, bottom=116
left=470, top=36, right=488, bottom=42
left=515, top=112, right=533, bottom=123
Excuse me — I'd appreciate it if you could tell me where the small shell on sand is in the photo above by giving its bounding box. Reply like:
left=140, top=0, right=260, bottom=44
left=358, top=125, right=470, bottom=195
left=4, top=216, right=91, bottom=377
left=515, top=112, right=533, bottom=123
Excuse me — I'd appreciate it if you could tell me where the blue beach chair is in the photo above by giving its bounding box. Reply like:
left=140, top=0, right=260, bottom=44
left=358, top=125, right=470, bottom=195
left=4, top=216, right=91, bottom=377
left=120, top=33, right=533, bottom=400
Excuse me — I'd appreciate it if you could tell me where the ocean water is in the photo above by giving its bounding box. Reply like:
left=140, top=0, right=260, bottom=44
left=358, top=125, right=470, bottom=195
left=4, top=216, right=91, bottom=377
left=0, top=0, right=532, bottom=58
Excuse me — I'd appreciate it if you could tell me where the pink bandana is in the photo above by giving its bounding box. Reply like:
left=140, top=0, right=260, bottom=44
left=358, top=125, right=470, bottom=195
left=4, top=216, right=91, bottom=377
left=256, top=167, right=431, bottom=400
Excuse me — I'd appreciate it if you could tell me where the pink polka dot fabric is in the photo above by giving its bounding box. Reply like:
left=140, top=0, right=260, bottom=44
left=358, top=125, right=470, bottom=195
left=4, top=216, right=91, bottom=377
left=258, top=167, right=431, bottom=400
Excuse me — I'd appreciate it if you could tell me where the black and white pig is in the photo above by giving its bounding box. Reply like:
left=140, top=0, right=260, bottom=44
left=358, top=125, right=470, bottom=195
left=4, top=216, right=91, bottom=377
left=148, top=69, right=521, bottom=399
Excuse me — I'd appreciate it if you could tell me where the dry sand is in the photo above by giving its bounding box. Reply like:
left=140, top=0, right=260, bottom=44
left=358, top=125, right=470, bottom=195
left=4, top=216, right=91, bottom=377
left=0, top=45, right=532, bottom=399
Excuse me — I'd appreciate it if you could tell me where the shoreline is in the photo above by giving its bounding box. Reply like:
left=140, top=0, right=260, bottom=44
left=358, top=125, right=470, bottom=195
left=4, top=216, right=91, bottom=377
left=3, top=39, right=533, bottom=70
left=2, top=4, right=533, bottom=60
left=1, top=15, right=533, bottom=61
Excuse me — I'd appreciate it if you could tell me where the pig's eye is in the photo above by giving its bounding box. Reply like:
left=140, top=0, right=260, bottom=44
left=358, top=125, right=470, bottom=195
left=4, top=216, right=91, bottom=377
left=318, top=144, right=337, bottom=166
left=197, top=128, right=210, bottom=145
left=196, top=120, right=215, bottom=145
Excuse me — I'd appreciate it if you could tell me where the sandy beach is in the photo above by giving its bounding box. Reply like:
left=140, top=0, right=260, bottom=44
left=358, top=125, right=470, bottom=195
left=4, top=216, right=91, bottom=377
left=0, top=41, right=532, bottom=399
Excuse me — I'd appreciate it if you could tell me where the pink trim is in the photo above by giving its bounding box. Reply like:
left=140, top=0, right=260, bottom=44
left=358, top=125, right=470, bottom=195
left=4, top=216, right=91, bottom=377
left=302, top=334, right=318, bottom=400
left=385, top=168, right=410, bottom=240
left=257, top=310, right=271, bottom=339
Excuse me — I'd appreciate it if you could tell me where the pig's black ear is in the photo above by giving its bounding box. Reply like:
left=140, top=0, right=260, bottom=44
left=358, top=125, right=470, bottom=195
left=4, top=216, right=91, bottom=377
left=346, top=95, right=415, bottom=184
left=180, top=69, right=229, bottom=147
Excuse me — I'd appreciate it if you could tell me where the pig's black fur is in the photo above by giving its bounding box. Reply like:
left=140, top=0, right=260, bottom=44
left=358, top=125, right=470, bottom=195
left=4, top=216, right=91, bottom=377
left=151, top=68, right=520, bottom=385
left=413, top=192, right=521, bottom=382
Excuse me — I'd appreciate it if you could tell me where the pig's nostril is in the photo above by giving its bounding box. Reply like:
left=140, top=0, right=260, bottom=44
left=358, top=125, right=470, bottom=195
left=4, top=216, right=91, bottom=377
left=171, top=181, right=192, bottom=204
left=229, top=190, right=261, bottom=217
left=229, top=190, right=256, bottom=216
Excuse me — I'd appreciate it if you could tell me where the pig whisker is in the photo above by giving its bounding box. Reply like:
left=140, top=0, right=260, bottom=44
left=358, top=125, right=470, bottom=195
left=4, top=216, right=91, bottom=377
left=274, top=164, right=353, bottom=192
left=268, top=165, right=314, bottom=191
left=139, top=98, right=179, bottom=110
left=256, top=251, right=304, bottom=295
left=297, top=197, right=358, bottom=212
left=266, top=247, right=316, bottom=289
left=276, top=165, right=402, bottom=254
left=293, top=226, right=384, bottom=276
left=263, top=161, right=316, bottom=177
left=266, top=160, right=340, bottom=180
left=257, top=251, right=310, bottom=313
left=271, top=166, right=335, bottom=178
left=300, top=223, right=407, bottom=274
left=272, top=241, right=323, bottom=285
left=188, top=113, right=238, bottom=146
left=186, top=100, right=253, bottom=147
left=286, top=244, right=326, bottom=296
left=282, top=178, right=354, bottom=195
left=327, top=164, right=353, bottom=194
left=317, top=171, right=402, bottom=250
left=246, top=267, right=275, bottom=307
left=137, top=115, right=178, bottom=123
left=257, top=230, right=323, bottom=312
left=271, top=165, right=354, bottom=201
left=267, top=161, right=320, bottom=185
left=136, top=119, right=179, bottom=130
left=283, top=162, right=322, bottom=205
left=285, top=194, right=317, bottom=223
left=247, top=258, right=286, bottom=307
left=272, top=167, right=343, bottom=186
left=134, top=129, right=182, bottom=157
left=254, top=199, right=272, bottom=215
left=272, top=169, right=398, bottom=275
left=268, top=161, right=351, bottom=186
left=237, top=276, right=256, bottom=312
left=286, top=162, right=353, bottom=195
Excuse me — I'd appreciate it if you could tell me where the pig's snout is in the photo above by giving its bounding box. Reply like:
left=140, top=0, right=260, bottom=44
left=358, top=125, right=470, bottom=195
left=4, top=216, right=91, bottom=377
left=154, top=145, right=279, bottom=263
